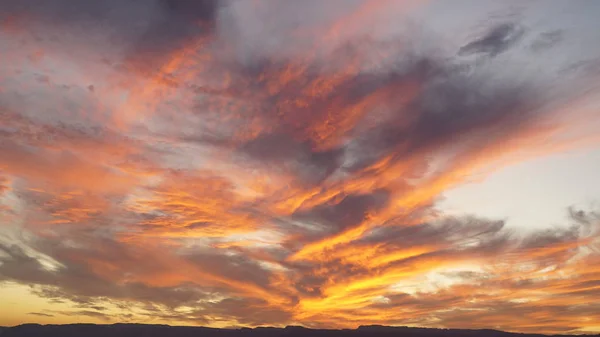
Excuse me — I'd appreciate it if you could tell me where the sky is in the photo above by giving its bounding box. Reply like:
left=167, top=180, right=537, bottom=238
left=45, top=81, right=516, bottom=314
left=1, top=0, right=600, bottom=334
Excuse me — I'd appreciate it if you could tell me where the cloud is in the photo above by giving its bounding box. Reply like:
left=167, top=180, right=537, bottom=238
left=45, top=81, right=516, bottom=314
left=530, top=30, right=564, bottom=52
left=291, top=189, right=391, bottom=234
left=1, top=0, right=600, bottom=333
left=459, top=22, right=525, bottom=57
left=0, top=0, right=219, bottom=49
left=0, top=175, right=9, bottom=195
left=60, top=310, right=111, bottom=320
left=28, top=312, right=54, bottom=317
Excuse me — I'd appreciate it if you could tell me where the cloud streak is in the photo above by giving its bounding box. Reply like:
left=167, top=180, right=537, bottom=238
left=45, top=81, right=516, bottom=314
left=1, top=0, right=600, bottom=334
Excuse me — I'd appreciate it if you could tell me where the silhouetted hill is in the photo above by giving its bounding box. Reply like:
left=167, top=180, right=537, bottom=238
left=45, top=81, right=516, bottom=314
left=0, top=324, right=598, bottom=337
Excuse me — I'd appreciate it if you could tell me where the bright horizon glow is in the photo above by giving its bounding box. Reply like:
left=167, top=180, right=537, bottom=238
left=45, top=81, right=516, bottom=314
left=1, top=0, right=600, bottom=334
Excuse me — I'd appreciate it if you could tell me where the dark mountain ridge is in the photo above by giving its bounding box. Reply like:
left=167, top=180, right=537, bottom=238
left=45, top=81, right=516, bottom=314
left=1, top=324, right=598, bottom=337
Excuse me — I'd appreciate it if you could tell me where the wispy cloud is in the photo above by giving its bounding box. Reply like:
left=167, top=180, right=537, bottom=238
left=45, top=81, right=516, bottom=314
left=1, top=0, right=600, bottom=333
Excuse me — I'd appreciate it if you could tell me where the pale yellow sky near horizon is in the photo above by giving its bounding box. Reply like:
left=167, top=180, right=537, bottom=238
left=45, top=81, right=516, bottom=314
left=2, top=0, right=600, bottom=334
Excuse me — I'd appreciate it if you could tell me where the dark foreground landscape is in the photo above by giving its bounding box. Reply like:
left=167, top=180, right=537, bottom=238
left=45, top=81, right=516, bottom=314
left=0, top=324, right=598, bottom=337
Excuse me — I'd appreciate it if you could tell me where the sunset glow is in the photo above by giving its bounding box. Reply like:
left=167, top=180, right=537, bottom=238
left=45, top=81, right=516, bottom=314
left=1, top=0, right=600, bottom=334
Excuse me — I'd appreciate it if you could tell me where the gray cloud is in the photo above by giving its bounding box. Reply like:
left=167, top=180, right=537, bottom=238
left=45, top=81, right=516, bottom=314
left=59, top=310, right=111, bottom=320
left=530, top=30, right=564, bottom=52
left=0, top=0, right=220, bottom=45
left=291, top=189, right=391, bottom=234
left=459, top=22, right=525, bottom=57
left=1, top=0, right=600, bottom=331
left=28, top=312, right=54, bottom=317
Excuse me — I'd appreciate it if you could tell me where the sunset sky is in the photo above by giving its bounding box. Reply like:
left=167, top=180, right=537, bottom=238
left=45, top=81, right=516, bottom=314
left=1, top=0, right=600, bottom=334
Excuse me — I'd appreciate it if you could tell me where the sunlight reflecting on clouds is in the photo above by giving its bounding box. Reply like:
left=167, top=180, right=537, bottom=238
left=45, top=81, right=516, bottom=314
left=1, top=0, right=600, bottom=333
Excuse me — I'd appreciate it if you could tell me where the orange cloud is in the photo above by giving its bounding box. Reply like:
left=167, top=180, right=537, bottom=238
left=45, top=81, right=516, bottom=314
left=1, top=0, right=600, bottom=334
